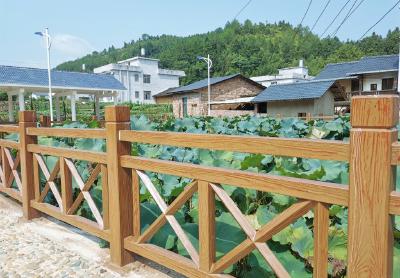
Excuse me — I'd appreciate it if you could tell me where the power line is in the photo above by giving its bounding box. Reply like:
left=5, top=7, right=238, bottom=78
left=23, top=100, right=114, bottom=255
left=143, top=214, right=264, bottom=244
left=300, top=0, right=313, bottom=26
left=320, top=0, right=352, bottom=37
left=347, top=0, right=367, bottom=18
left=330, top=0, right=359, bottom=37
left=359, top=0, right=400, bottom=40
left=233, top=0, right=253, bottom=21
left=311, top=0, right=331, bottom=31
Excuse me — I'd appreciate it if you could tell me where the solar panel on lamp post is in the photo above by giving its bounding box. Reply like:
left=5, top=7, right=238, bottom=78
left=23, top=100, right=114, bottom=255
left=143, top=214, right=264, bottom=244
left=197, top=55, right=212, bottom=116
left=34, top=28, right=54, bottom=122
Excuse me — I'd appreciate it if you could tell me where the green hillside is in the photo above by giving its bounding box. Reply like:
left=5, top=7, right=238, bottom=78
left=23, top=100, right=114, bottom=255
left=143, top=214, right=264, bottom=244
left=56, top=20, right=399, bottom=84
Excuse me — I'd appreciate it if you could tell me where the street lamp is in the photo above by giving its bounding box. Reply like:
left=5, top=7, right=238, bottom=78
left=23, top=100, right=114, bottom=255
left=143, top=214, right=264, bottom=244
left=35, top=28, right=54, bottom=122
left=197, top=55, right=212, bottom=116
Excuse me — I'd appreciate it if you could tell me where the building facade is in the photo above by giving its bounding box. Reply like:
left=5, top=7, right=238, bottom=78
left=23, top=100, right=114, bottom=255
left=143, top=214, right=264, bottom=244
left=94, top=56, right=185, bottom=104
left=251, top=60, right=313, bottom=87
left=154, top=74, right=264, bottom=117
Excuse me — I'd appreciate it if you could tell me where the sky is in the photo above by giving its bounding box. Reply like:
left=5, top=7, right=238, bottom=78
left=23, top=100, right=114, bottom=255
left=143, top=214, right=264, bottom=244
left=0, top=0, right=398, bottom=68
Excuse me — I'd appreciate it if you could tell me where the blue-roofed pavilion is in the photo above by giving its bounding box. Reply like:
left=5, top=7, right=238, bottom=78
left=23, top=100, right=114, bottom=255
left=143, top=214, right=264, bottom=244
left=0, top=65, right=126, bottom=121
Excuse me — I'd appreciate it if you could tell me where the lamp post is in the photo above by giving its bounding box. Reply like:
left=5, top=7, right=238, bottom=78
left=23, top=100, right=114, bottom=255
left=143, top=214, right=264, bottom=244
left=35, top=28, right=53, bottom=122
left=197, top=55, right=212, bottom=116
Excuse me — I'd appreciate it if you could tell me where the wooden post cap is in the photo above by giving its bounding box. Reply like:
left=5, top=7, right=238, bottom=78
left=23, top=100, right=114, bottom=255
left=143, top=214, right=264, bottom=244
left=105, top=106, right=130, bottom=122
left=19, top=111, right=36, bottom=122
left=351, top=95, right=399, bottom=128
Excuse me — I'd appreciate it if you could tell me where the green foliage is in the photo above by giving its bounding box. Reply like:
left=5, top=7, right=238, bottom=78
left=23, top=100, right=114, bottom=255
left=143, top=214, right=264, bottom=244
left=56, top=21, right=399, bottom=84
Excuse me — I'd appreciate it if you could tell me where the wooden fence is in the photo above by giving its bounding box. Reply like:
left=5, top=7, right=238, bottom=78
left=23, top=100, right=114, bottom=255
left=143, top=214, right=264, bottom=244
left=0, top=95, right=399, bottom=277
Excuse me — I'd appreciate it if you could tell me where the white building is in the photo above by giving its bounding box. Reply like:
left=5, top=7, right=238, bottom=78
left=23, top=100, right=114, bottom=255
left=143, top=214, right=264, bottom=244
left=94, top=56, right=185, bottom=104
left=251, top=60, right=313, bottom=87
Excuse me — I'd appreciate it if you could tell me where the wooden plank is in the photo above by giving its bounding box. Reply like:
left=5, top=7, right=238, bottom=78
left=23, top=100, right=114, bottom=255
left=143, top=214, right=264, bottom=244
left=391, top=142, right=400, bottom=165
left=351, top=95, right=399, bottom=128
left=137, top=170, right=199, bottom=266
left=137, top=214, right=167, bottom=244
left=33, top=156, right=40, bottom=201
left=18, top=111, right=41, bottom=220
left=0, top=140, right=19, bottom=150
left=0, top=125, right=19, bottom=133
left=121, top=156, right=348, bottom=206
left=165, top=180, right=198, bottom=215
left=348, top=96, right=397, bottom=278
left=131, top=170, right=140, bottom=241
left=390, top=191, right=400, bottom=215
left=254, top=201, right=315, bottom=243
left=119, top=130, right=349, bottom=162
left=198, top=180, right=215, bottom=273
left=59, top=157, right=72, bottom=214
left=31, top=201, right=110, bottom=241
left=211, top=239, right=255, bottom=274
left=124, top=240, right=223, bottom=278
left=34, top=153, right=63, bottom=210
left=28, top=144, right=107, bottom=164
left=27, top=127, right=106, bottom=139
left=64, top=158, right=104, bottom=229
left=313, top=202, right=329, bottom=278
left=255, top=243, right=290, bottom=278
left=0, top=186, right=22, bottom=202
left=101, top=165, right=110, bottom=230
left=211, top=183, right=255, bottom=239
left=1, top=148, right=10, bottom=188
left=105, top=106, right=134, bottom=266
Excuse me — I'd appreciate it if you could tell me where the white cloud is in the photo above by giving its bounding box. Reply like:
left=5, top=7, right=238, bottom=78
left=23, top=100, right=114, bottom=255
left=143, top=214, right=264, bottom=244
left=51, top=34, right=95, bottom=59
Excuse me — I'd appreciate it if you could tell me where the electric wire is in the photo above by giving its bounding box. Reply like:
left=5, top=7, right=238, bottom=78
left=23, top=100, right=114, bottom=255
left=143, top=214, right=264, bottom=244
left=300, top=0, right=313, bottom=26
left=233, top=0, right=253, bottom=21
left=311, top=0, right=332, bottom=31
left=320, top=0, right=352, bottom=37
left=330, top=0, right=359, bottom=37
left=359, top=0, right=400, bottom=40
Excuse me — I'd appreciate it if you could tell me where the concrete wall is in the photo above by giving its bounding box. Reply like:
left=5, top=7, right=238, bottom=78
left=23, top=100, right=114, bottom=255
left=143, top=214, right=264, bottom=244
left=266, top=91, right=335, bottom=117
left=361, top=72, right=397, bottom=91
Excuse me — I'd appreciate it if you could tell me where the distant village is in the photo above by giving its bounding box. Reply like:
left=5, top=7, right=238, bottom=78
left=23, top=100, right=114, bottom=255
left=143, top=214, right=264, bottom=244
left=0, top=50, right=398, bottom=121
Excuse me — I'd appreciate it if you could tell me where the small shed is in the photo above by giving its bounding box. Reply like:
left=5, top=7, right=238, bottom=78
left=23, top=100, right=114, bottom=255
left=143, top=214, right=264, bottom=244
left=0, top=65, right=126, bottom=121
left=251, top=80, right=344, bottom=117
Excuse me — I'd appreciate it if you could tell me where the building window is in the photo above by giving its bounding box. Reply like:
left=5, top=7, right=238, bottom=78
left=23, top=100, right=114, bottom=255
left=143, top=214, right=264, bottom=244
left=271, top=81, right=278, bottom=85
left=134, top=74, right=139, bottom=82
left=135, top=91, right=140, bottom=99
left=298, top=112, right=307, bottom=118
left=351, top=79, right=360, bottom=92
left=143, top=74, right=151, bottom=84
left=144, top=91, right=151, bottom=100
left=370, top=83, right=377, bottom=91
left=382, top=78, right=394, bottom=90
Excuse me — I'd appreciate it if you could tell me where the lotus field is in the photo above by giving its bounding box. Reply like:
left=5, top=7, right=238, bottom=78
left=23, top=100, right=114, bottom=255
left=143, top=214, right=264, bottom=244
left=6, top=115, right=400, bottom=277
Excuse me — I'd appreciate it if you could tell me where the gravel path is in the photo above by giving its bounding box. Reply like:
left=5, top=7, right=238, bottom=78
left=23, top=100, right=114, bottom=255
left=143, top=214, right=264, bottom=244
left=0, top=195, right=177, bottom=278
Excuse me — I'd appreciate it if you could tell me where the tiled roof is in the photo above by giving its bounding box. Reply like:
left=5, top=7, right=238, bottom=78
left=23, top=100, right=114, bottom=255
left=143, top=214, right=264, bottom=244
left=251, top=80, right=335, bottom=103
left=347, top=54, right=399, bottom=75
left=314, top=54, right=399, bottom=80
left=154, top=74, right=242, bottom=97
left=0, top=65, right=126, bottom=91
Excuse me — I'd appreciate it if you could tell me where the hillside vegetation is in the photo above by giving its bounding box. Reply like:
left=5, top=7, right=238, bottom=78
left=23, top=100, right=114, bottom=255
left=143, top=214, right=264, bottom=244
left=57, top=20, right=399, bottom=84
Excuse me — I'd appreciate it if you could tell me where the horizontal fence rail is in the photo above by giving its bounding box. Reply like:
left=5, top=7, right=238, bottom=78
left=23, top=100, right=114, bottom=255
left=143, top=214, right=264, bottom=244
left=120, top=130, right=350, bottom=162
left=0, top=95, right=399, bottom=277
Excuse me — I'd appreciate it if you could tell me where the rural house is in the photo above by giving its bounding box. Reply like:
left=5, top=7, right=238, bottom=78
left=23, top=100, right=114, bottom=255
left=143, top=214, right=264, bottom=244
left=154, top=74, right=265, bottom=117
left=252, top=80, right=345, bottom=117
left=94, top=55, right=185, bottom=104
left=252, top=54, right=399, bottom=117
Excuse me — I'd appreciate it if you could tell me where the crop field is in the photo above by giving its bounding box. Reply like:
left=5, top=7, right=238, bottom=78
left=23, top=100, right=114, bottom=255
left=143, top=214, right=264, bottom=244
left=6, top=115, right=400, bottom=277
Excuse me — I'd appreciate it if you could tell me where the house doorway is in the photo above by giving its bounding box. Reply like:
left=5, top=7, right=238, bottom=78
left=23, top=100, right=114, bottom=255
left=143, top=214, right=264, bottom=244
left=182, top=97, right=188, bottom=117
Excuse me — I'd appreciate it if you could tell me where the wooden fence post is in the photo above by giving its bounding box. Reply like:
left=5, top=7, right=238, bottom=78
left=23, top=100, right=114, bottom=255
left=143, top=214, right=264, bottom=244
left=19, top=110, right=40, bottom=220
left=39, top=115, right=50, bottom=127
left=348, top=95, right=398, bottom=277
left=105, top=106, right=134, bottom=266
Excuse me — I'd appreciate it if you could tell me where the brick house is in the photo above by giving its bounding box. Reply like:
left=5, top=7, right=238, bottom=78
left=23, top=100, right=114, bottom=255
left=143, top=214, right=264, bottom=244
left=153, top=74, right=265, bottom=117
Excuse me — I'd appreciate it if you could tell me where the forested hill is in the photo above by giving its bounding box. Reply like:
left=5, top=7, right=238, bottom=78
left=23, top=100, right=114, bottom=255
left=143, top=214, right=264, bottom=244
left=56, top=20, right=399, bottom=84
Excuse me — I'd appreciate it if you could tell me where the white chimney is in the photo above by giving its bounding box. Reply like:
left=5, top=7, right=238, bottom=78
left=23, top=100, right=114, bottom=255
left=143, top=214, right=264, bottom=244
left=82, top=64, right=86, bottom=71
left=299, top=59, right=304, bottom=68
left=141, top=48, right=146, bottom=57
